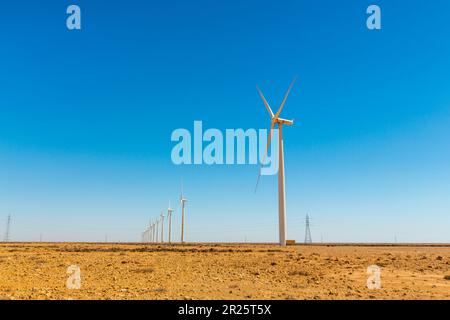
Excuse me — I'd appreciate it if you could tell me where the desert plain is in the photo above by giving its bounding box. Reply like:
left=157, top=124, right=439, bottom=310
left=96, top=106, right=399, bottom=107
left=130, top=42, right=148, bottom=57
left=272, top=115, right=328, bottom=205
left=0, top=242, right=449, bottom=300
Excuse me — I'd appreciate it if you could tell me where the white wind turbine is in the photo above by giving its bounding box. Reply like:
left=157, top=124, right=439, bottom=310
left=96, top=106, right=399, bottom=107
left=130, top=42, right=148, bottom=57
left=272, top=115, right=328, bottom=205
left=155, top=218, right=160, bottom=243
left=180, top=180, right=188, bottom=243
left=160, top=211, right=165, bottom=243
left=147, top=219, right=153, bottom=242
left=167, top=201, right=174, bottom=243
left=152, top=221, right=156, bottom=243
left=143, top=224, right=149, bottom=242
left=255, top=77, right=296, bottom=246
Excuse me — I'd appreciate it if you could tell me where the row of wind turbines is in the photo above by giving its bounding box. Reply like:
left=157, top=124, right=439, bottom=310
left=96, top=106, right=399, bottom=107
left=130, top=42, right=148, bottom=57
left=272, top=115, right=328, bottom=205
left=141, top=183, right=188, bottom=244
left=141, top=77, right=296, bottom=246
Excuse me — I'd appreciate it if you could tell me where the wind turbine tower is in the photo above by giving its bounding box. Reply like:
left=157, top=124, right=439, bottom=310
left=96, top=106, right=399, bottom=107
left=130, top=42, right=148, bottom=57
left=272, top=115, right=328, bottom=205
left=160, top=212, right=165, bottom=243
left=148, top=219, right=152, bottom=243
left=255, top=78, right=296, bottom=246
left=167, top=201, right=174, bottom=243
left=180, top=181, right=188, bottom=243
left=152, top=222, right=156, bottom=243
left=150, top=222, right=153, bottom=243
left=155, top=218, right=159, bottom=243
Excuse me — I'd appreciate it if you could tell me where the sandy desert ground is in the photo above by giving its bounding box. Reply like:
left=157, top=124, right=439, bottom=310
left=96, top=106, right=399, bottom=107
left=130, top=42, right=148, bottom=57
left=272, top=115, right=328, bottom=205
left=0, top=243, right=449, bottom=300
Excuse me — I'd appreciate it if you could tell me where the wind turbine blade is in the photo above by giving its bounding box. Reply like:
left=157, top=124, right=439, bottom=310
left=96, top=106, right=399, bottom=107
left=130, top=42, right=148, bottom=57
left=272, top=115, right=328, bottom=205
left=274, top=77, right=297, bottom=119
left=254, top=121, right=275, bottom=193
left=260, top=120, right=275, bottom=168
left=181, top=178, right=184, bottom=198
left=257, top=86, right=274, bottom=118
left=254, top=167, right=262, bottom=193
left=266, top=121, right=275, bottom=155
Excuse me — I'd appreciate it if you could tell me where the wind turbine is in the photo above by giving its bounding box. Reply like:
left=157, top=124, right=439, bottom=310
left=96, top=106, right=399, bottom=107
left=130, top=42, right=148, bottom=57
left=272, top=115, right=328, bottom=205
left=149, top=219, right=152, bottom=243
left=160, top=212, right=165, bottom=243
left=255, top=77, right=296, bottom=246
left=180, top=180, right=188, bottom=243
left=155, top=218, right=159, bottom=243
left=152, top=222, right=156, bottom=243
left=167, top=201, right=174, bottom=243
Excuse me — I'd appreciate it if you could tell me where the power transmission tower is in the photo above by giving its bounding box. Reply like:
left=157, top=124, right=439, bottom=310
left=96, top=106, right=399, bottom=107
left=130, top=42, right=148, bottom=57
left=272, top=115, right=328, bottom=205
left=304, top=214, right=312, bottom=244
left=4, top=214, right=11, bottom=242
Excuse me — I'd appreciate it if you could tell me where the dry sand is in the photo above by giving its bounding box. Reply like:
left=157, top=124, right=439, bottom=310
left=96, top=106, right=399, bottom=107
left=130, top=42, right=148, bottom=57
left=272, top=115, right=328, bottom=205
left=1, top=243, right=450, bottom=300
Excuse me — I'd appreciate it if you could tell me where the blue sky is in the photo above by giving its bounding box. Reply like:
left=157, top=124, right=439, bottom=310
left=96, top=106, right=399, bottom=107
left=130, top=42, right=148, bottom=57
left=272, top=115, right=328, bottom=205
left=0, top=1, right=449, bottom=242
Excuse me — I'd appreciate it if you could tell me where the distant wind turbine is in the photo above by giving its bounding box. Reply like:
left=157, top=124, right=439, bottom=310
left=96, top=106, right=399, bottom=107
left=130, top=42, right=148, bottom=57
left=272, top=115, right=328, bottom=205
left=167, top=201, right=174, bottom=243
left=180, top=180, right=188, bottom=243
left=148, top=219, right=152, bottom=243
left=255, top=77, right=297, bottom=246
left=160, top=212, right=165, bottom=243
left=152, top=222, right=156, bottom=243
left=155, top=218, right=159, bottom=243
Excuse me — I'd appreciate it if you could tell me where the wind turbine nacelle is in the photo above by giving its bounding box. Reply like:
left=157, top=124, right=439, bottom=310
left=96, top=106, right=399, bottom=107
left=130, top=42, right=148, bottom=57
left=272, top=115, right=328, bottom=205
left=276, top=118, right=294, bottom=126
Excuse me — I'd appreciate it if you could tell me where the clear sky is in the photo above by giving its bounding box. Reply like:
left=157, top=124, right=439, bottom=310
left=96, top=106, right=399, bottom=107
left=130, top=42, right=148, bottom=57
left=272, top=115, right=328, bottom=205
left=1, top=1, right=449, bottom=243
